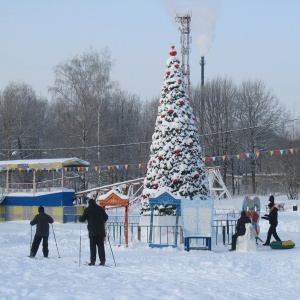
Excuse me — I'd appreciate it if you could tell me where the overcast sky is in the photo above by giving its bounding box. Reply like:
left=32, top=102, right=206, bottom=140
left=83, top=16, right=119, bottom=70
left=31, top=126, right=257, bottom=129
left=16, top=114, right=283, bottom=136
left=1, top=0, right=299, bottom=117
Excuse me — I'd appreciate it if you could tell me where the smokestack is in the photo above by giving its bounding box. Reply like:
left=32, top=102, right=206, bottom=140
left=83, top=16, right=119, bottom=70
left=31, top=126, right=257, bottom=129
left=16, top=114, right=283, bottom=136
left=200, top=56, right=205, bottom=86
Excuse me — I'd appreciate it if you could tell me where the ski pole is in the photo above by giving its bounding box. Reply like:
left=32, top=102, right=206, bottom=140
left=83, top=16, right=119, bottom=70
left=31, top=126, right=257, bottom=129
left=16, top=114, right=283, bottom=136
left=79, top=222, right=81, bottom=267
left=30, top=225, right=33, bottom=255
left=106, top=225, right=116, bottom=267
left=51, top=224, right=61, bottom=258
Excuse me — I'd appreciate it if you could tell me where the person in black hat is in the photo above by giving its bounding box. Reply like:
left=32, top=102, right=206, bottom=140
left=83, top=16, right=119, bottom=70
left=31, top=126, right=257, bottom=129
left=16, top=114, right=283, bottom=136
left=262, top=202, right=281, bottom=246
left=79, top=198, right=108, bottom=266
left=269, top=195, right=275, bottom=205
left=29, top=206, right=54, bottom=258
left=229, top=211, right=251, bottom=251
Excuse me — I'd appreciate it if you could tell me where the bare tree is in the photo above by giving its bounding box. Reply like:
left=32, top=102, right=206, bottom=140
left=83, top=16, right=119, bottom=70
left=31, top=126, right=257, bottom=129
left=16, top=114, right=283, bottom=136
left=234, top=79, right=284, bottom=194
left=49, top=48, right=115, bottom=189
left=0, top=82, right=47, bottom=160
left=135, top=96, right=159, bottom=162
left=192, top=77, right=237, bottom=193
left=49, top=48, right=114, bottom=156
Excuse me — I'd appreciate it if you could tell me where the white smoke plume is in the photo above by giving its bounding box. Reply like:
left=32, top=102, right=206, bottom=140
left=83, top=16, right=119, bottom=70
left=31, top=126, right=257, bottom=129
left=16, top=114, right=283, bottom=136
left=165, top=0, right=219, bottom=56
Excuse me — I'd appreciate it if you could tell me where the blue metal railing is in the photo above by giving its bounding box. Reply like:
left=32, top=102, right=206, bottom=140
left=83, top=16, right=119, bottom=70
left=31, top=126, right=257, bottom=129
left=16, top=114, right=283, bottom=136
left=64, top=214, right=238, bottom=246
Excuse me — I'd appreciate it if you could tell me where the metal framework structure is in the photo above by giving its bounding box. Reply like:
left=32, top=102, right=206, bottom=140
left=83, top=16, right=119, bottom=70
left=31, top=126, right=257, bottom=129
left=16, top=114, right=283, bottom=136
left=75, top=177, right=144, bottom=209
left=75, top=167, right=237, bottom=210
left=175, top=12, right=192, bottom=96
left=205, top=167, right=238, bottom=210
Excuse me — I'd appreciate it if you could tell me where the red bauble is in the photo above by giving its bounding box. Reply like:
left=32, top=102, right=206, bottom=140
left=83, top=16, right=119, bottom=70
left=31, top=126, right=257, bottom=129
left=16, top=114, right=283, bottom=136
left=161, top=114, right=165, bottom=118
left=192, top=117, right=196, bottom=120
left=178, top=79, right=182, bottom=83
left=175, top=64, right=179, bottom=68
left=186, top=97, right=190, bottom=101
left=195, top=130, right=198, bottom=133
left=169, top=45, right=177, bottom=56
left=166, top=71, right=170, bottom=76
left=190, top=142, right=194, bottom=146
left=142, top=194, right=146, bottom=199
left=154, top=183, right=158, bottom=188
left=158, top=156, right=163, bottom=160
left=168, top=109, right=173, bottom=114
left=194, top=174, right=199, bottom=178
left=175, top=149, right=180, bottom=153
left=173, top=179, right=178, bottom=183
left=179, top=100, right=184, bottom=105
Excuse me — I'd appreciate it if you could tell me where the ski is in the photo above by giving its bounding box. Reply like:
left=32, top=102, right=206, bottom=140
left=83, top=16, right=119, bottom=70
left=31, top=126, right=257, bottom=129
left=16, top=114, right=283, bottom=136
left=27, top=256, right=49, bottom=260
left=75, top=261, right=115, bottom=267
left=83, top=262, right=112, bottom=267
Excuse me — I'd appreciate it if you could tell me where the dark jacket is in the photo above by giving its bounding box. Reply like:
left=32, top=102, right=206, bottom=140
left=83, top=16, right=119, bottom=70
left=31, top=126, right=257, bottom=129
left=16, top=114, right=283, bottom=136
left=236, top=214, right=251, bottom=235
left=30, top=212, right=54, bottom=237
left=79, top=199, right=108, bottom=237
left=267, top=206, right=279, bottom=226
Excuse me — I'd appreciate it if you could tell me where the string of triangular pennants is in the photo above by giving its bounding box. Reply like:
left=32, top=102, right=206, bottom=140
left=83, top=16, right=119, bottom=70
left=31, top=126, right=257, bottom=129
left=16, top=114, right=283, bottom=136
left=1, top=147, right=299, bottom=173
left=202, top=147, right=299, bottom=162
left=0, top=163, right=148, bottom=173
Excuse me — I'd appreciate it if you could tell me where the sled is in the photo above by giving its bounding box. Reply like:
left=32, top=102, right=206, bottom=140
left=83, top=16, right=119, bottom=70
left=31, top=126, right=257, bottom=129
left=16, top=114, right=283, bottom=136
left=270, top=240, right=295, bottom=250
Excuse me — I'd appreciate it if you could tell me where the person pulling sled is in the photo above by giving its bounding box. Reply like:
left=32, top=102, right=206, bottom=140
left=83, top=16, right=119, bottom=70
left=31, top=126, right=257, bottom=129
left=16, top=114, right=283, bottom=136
left=261, top=197, right=281, bottom=246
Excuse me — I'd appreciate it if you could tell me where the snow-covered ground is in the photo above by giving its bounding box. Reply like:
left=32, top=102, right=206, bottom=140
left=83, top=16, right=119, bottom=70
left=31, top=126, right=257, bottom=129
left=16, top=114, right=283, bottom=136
left=1, top=195, right=300, bottom=300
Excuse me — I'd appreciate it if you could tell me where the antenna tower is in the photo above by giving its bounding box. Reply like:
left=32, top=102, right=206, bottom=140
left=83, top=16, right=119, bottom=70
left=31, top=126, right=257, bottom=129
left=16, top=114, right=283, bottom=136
left=175, top=12, right=192, bottom=96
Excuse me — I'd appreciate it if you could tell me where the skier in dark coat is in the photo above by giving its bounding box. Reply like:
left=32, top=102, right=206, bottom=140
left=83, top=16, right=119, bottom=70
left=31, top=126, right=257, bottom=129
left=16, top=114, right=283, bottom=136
left=229, top=211, right=251, bottom=251
left=30, top=206, right=54, bottom=258
left=263, top=202, right=281, bottom=245
left=79, top=198, right=108, bottom=266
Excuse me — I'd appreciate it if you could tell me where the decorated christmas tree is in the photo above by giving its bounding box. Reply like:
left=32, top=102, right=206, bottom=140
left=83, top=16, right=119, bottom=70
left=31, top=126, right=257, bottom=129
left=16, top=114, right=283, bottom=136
left=141, top=46, right=210, bottom=216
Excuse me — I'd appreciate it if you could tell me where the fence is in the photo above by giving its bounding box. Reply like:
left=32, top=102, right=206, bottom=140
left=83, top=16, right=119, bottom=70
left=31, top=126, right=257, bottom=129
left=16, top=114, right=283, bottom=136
left=7, top=178, right=76, bottom=194
left=105, top=221, right=237, bottom=246
left=66, top=213, right=239, bottom=246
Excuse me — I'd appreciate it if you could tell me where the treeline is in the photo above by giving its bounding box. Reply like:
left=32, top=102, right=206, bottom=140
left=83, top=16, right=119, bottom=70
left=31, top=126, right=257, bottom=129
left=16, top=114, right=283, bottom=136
left=192, top=78, right=300, bottom=199
left=0, top=48, right=299, bottom=198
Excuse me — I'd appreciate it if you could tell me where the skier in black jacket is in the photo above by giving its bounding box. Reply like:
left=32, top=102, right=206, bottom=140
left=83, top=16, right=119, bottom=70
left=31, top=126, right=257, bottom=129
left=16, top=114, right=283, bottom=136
left=229, top=211, right=251, bottom=251
left=79, top=198, right=109, bottom=266
left=262, top=202, right=281, bottom=245
left=30, top=206, right=54, bottom=258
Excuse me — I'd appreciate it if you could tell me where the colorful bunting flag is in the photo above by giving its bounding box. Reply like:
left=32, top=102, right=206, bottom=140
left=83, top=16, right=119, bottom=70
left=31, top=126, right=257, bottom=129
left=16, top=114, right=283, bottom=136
left=1, top=146, right=300, bottom=174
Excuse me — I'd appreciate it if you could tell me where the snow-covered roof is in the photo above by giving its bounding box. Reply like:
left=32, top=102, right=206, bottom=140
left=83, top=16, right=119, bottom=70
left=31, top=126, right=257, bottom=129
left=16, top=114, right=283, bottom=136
left=152, top=187, right=182, bottom=200
left=0, top=158, right=90, bottom=169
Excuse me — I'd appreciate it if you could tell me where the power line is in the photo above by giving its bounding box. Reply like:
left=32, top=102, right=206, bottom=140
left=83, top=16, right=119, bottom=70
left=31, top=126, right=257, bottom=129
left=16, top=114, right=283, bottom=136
left=200, top=118, right=299, bottom=138
left=1, top=118, right=299, bottom=153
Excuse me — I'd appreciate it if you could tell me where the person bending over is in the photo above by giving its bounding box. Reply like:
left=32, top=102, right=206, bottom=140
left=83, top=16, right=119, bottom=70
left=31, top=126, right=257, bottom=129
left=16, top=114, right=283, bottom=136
left=229, top=211, right=251, bottom=251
